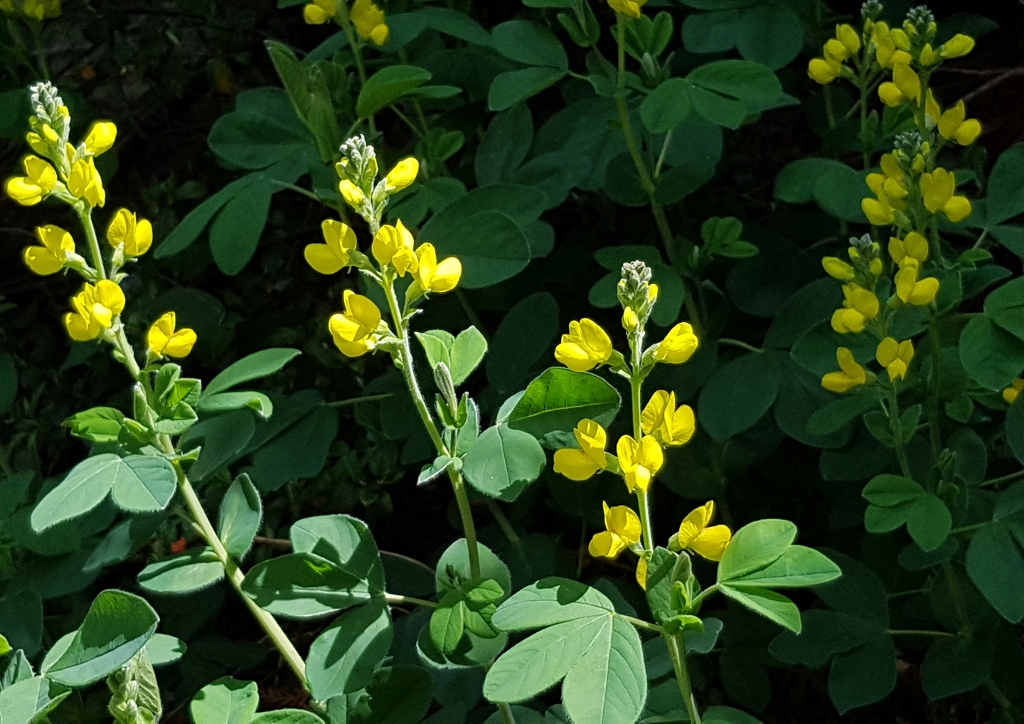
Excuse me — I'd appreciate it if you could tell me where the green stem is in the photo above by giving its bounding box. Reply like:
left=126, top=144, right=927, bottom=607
left=980, top=469, right=1024, bottom=489
left=384, top=593, right=438, bottom=609
left=927, top=316, right=943, bottom=463
left=950, top=522, right=987, bottom=536
left=271, top=180, right=323, bottom=204
left=497, top=703, right=517, bottom=724
left=79, top=208, right=108, bottom=281
left=687, top=583, right=719, bottom=612
left=718, top=338, right=762, bottom=354
left=887, top=628, right=956, bottom=638
left=629, top=338, right=654, bottom=553
left=619, top=614, right=662, bottom=634
left=381, top=277, right=481, bottom=579
left=487, top=500, right=521, bottom=548
left=337, top=10, right=376, bottom=137
left=664, top=632, right=701, bottom=724
left=328, top=393, right=393, bottom=407
left=888, top=390, right=914, bottom=480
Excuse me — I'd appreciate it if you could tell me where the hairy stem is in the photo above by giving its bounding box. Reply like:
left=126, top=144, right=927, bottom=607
left=79, top=208, right=108, bottom=281
left=665, top=631, right=701, bottom=724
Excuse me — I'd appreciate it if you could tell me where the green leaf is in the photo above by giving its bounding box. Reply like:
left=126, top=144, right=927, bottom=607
left=966, top=522, right=1024, bottom=622
left=0, top=354, right=16, bottom=416
left=242, top=552, right=374, bottom=619
left=987, top=143, right=1024, bottom=225
left=430, top=211, right=532, bottom=288
left=560, top=615, right=646, bottom=724
left=720, top=585, right=802, bottom=632
left=492, top=20, right=568, bottom=69
left=450, top=327, right=488, bottom=386
left=249, top=404, right=339, bottom=492
left=704, top=705, right=763, bottom=724
left=218, top=474, right=262, bottom=560
left=204, top=348, right=301, bottom=397
left=110, top=455, right=177, bottom=513
left=190, top=677, right=259, bottom=723
left=688, top=84, right=748, bottom=129
left=209, top=173, right=275, bottom=275
left=476, top=104, right=533, bottom=186
left=182, top=409, right=257, bottom=481
left=208, top=87, right=314, bottom=170
left=492, top=577, right=612, bottom=631
left=985, top=277, right=1024, bottom=341
left=488, top=67, right=566, bottom=111
left=436, top=539, right=511, bottom=600
left=686, top=59, right=782, bottom=105
left=0, top=590, right=42, bottom=657
left=507, top=367, right=621, bottom=440
left=357, top=65, right=432, bottom=118
left=722, top=546, right=840, bottom=588
left=904, top=494, right=952, bottom=552
left=0, top=676, right=70, bottom=724
left=813, top=164, right=870, bottom=223
left=735, top=4, right=804, bottom=70
left=30, top=454, right=122, bottom=531
left=959, top=316, right=1024, bottom=390
left=698, top=353, right=781, bottom=442
left=862, top=474, right=926, bottom=507
left=718, top=519, right=797, bottom=582
left=347, top=666, right=433, bottom=724
left=640, top=78, right=692, bottom=134
left=462, top=425, right=546, bottom=501
left=137, top=548, right=225, bottom=594
left=289, top=515, right=386, bottom=592
left=197, top=391, right=274, bottom=418
left=921, top=637, right=993, bottom=700
left=430, top=592, right=468, bottom=655
left=154, top=174, right=262, bottom=259
left=146, top=633, right=187, bottom=666
left=487, top=293, right=560, bottom=395
left=43, top=590, right=159, bottom=687
left=307, top=599, right=393, bottom=701
left=251, top=711, right=325, bottom=723
left=63, top=407, right=125, bottom=443
left=828, top=636, right=898, bottom=714
left=774, top=158, right=851, bottom=204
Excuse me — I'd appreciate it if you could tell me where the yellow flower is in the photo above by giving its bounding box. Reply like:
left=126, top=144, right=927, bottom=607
left=872, top=23, right=912, bottom=69
left=18, top=0, right=60, bottom=20
left=653, top=322, right=699, bottom=364
left=372, top=221, right=418, bottom=276
left=83, top=121, right=117, bottom=156
left=616, top=434, right=663, bottom=493
left=351, top=0, right=389, bottom=45
left=106, top=208, right=153, bottom=257
left=412, top=242, right=462, bottom=294
left=148, top=312, right=197, bottom=358
left=822, top=256, right=855, bottom=280
left=920, top=168, right=971, bottom=222
left=808, top=57, right=842, bottom=85
left=622, top=306, right=639, bottom=332
left=607, top=0, right=647, bottom=19
left=1004, top=379, right=1024, bottom=405
left=23, top=224, right=74, bottom=276
left=876, top=337, right=914, bottom=382
left=67, top=156, right=105, bottom=207
left=835, top=24, right=861, bottom=56
left=303, top=0, right=336, bottom=24
left=936, top=100, right=982, bottom=146
left=555, top=319, right=613, bottom=372
left=878, top=62, right=921, bottom=107
left=940, top=34, right=975, bottom=59
left=5, top=155, right=57, bottom=206
left=919, top=43, right=939, bottom=66
left=821, top=347, right=868, bottom=393
left=588, top=502, right=642, bottom=560
left=831, top=284, right=879, bottom=334
left=328, top=289, right=381, bottom=358
left=384, top=157, right=418, bottom=193
left=64, top=281, right=125, bottom=341
left=677, top=501, right=731, bottom=562
left=305, top=219, right=357, bottom=274
left=641, top=390, right=696, bottom=447
left=895, top=262, right=939, bottom=305
left=888, top=232, right=928, bottom=267
left=553, top=419, right=608, bottom=481
left=339, top=180, right=366, bottom=209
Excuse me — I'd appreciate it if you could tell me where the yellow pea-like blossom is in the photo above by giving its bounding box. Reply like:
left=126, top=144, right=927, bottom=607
left=147, top=312, right=197, bottom=359
left=383, top=157, right=418, bottom=193
left=653, top=322, right=699, bottom=364
left=83, top=121, right=117, bottom=156
left=825, top=24, right=860, bottom=61
left=808, top=57, right=842, bottom=85
left=328, top=289, right=381, bottom=358
left=5, top=155, right=57, bottom=206
left=1004, top=379, right=1024, bottom=405
left=919, top=168, right=971, bottom=222
left=936, top=100, right=982, bottom=146
left=831, top=284, right=879, bottom=334
left=555, top=318, right=613, bottom=372
left=339, top=179, right=366, bottom=209
left=588, top=502, right=642, bottom=559
left=372, top=221, right=418, bottom=276
left=878, top=62, right=921, bottom=107
left=862, top=154, right=907, bottom=226
left=895, top=262, right=939, bottom=306
left=67, top=156, right=105, bottom=207
left=106, top=208, right=153, bottom=257
left=607, top=0, right=647, bottom=19
left=821, top=347, right=868, bottom=393
left=872, top=22, right=912, bottom=69
left=351, top=0, right=389, bottom=45
left=553, top=419, right=608, bottom=481
left=641, top=390, right=696, bottom=447
left=940, top=34, right=975, bottom=59
left=303, top=0, right=336, bottom=24
left=412, top=243, right=462, bottom=294
left=616, top=434, right=663, bottom=493
left=919, top=43, right=940, bottom=67
left=306, top=219, right=357, bottom=275
left=622, top=306, right=640, bottom=332
left=64, top=280, right=125, bottom=342
left=822, top=256, right=855, bottom=281
left=876, top=337, right=914, bottom=382
left=26, top=123, right=59, bottom=156
left=23, top=224, right=74, bottom=276
left=888, top=232, right=928, bottom=267
left=677, top=501, right=732, bottom=562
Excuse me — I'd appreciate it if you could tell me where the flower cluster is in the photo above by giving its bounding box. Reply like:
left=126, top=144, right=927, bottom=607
left=302, top=0, right=389, bottom=45
left=0, top=0, right=60, bottom=20
left=863, top=141, right=972, bottom=228
left=305, top=136, right=462, bottom=359
left=4, top=82, right=195, bottom=358
left=807, top=23, right=862, bottom=85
